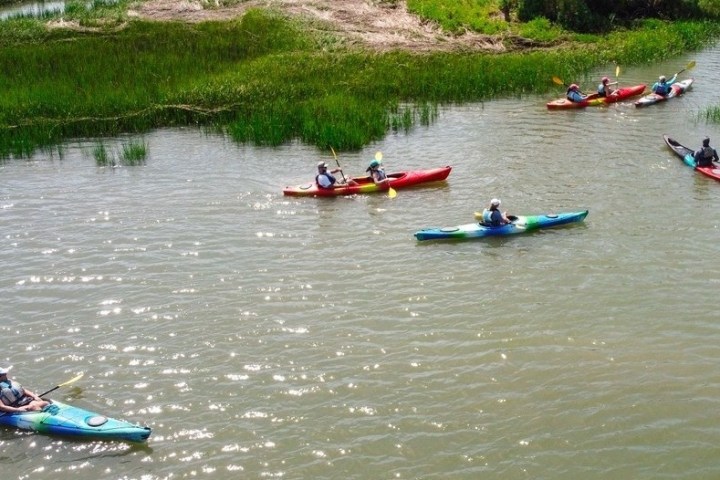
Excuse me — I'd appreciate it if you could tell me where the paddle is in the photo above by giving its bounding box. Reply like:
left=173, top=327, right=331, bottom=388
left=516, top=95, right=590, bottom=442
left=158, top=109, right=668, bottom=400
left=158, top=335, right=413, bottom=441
left=38, top=372, right=84, bottom=398
left=675, top=60, right=696, bottom=77
left=373, top=151, right=397, bottom=198
left=329, top=147, right=348, bottom=184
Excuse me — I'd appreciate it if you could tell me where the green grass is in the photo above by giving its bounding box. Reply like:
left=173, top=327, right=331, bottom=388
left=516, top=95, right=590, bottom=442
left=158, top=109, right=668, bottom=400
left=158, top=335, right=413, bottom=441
left=0, top=6, right=719, bottom=158
left=407, top=0, right=507, bottom=35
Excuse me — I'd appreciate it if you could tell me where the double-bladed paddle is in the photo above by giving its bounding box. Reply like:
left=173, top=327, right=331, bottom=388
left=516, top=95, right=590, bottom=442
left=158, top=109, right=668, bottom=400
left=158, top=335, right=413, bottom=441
left=675, top=60, right=696, bottom=77
left=329, top=147, right=348, bottom=184
left=39, top=372, right=84, bottom=398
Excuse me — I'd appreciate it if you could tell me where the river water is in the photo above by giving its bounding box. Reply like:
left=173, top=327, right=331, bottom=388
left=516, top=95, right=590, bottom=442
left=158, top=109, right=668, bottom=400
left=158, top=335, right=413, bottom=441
left=1, top=45, right=720, bottom=479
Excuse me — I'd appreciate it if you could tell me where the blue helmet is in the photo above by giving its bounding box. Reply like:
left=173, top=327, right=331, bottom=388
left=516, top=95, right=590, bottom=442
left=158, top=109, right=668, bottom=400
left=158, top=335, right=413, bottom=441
left=369, top=159, right=380, bottom=169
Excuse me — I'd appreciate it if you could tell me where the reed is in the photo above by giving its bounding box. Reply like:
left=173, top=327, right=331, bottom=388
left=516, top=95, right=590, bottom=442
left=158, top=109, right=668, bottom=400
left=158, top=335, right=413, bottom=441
left=92, top=143, right=111, bottom=166
left=121, top=140, right=148, bottom=165
left=0, top=9, right=718, bottom=158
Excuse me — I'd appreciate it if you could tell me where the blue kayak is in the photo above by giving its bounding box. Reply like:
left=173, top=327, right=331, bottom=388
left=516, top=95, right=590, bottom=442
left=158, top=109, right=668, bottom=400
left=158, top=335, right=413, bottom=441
left=0, top=400, right=151, bottom=442
left=414, top=210, right=589, bottom=241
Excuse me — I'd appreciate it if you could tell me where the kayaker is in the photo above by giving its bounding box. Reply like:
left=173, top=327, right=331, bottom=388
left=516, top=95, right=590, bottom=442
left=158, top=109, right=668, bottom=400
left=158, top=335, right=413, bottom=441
left=315, top=161, right=348, bottom=190
left=597, top=76, right=617, bottom=97
left=566, top=84, right=587, bottom=103
left=693, top=137, right=719, bottom=167
left=366, top=159, right=390, bottom=187
left=480, top=198, right=511, bottom=227
left=651, top=74, right=677, bottom=96
left=0, top=366, right=50, bottom=413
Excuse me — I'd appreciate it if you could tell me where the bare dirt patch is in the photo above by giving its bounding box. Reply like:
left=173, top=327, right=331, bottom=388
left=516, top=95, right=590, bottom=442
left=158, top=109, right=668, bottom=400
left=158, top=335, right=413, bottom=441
left=129, top=0, right=510, bottom=52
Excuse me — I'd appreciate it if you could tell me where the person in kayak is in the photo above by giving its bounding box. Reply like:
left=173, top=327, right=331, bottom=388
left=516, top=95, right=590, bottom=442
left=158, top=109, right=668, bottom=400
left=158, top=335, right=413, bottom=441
left=366, top=159, right=390, bottom=187
left=597, top=76, right=617, bottom=97
left=693, top=137, right=719, bottom=167
left=651, top=74, right=677, bottom=96
left=480, top=198, right=511, bottom=227
left=566, top=84, right=588, bottom=103
left=0, top=367, right=50, bottom=413
left=316, top=161, right=350, bottom=190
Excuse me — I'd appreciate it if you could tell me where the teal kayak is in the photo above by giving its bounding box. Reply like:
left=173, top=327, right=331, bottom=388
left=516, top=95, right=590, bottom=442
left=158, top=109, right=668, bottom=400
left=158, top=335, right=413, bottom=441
left=414, top=210, right=588, bottom=241
left=0, top=400, right=151, bottom=442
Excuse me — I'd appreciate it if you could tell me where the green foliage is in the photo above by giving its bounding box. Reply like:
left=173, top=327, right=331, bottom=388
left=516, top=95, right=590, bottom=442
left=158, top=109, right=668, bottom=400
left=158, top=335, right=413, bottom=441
left=92, top=143, right=111, bottom=166
left=121, top=140, right=148, bottom=165
left=516, top=16, right=565, bottom=42
left=407, top=0, right=507, bottom=35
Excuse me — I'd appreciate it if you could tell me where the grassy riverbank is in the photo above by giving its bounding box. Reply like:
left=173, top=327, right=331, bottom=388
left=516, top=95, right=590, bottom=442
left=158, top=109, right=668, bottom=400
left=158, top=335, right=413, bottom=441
left=0, top=4, right=719, bottom=158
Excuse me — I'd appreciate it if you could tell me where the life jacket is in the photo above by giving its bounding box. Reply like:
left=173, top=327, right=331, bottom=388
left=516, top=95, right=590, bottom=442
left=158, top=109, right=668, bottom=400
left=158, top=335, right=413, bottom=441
left=653, top=82, right=669, bottom=96
left=694, top=147, right=715, bottom=167
left=481, top=209, right=503, bottom=227
left=597, top=83, right=608, bottom=97
left=566, top=89, right=584, bottom=103
left=373, top=168, right=387, bottom=181
left=0, top=380, right=29, bottom=407
left=701, top=146, right=715, bottom=160
left=315, top=172, right=336, bottom=189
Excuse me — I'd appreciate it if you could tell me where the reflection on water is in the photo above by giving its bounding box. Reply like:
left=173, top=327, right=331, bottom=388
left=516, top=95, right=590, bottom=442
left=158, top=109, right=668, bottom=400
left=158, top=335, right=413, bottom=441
left=0, top=0, right=63, bottom=19
left=0, top=45, right=720, bottom=480
left=0, top=0, right=116, bottom=20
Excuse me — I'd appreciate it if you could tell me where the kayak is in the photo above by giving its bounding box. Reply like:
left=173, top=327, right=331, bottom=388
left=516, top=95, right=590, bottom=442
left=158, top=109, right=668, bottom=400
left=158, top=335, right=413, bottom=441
left=414, top=210, right=589, bottom=241
left=546, top=84, right=646, bottom=110
left=635, top=79, right=693, bottom=107
left=0, top=400, right=151, bottom=442
left=283, top=166, right=452, bottom=197
left=663, top=135, right=720, bottom=182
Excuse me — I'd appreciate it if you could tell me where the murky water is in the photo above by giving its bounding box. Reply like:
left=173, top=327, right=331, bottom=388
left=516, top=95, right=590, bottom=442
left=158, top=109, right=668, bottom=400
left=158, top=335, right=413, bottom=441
left=1, top=46, right=720, bottom=479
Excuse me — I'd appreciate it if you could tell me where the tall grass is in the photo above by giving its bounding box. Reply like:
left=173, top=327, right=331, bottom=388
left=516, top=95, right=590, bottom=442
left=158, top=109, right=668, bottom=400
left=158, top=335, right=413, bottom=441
left=0, top=9, right=718, bottom=158
left=407, top=0, right=507, bottom=35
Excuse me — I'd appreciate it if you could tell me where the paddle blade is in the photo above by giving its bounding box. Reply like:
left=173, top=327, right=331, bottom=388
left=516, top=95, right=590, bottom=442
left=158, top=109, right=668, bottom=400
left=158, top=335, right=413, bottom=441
left=39, top=372, right=84, bottom=398
left=388, top=187, right=397, bottom=199
left=615, top=65, right=620, bottom=78
left=59, top=372, right=84, bottom=387
left=686, top=60, right=696, bottom=71
left=375, top=151, right=383, bottom=162
left=330, top=147, right=338, bottom=160
left=552, top=76, right=564, bottom=86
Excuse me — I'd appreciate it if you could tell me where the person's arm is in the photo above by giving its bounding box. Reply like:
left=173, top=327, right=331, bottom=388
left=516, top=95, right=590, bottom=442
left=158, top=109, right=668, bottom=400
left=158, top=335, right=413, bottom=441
left=0, top=402, right=28, bottom=413
left=22, top=388, right=42, bottom=402
left=667, top=74, right=677, bottom=86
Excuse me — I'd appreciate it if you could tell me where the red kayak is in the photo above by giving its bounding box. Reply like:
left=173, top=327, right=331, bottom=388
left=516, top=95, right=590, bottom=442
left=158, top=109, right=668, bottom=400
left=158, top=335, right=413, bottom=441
left=546, top=84, right=646, bottom=110
left=283, top=166, right=452, bottom=197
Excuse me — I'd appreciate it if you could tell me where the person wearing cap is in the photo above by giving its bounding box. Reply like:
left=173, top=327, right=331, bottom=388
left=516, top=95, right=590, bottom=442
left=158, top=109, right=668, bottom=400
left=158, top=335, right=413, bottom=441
left=566, top=84, right=587, bottom=103
left=693, top=137, right=719, bottom=167
left=480, top=199, right=511, bottom=227
left=315, top=161, right=346, bottom=190
left=0, top=367, right=50, bottom=413
left=366, top=159, right=390, bottom=187
left=597, top=76, right=617, bottom=98
left=651, top=73, right=677, bottom=97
